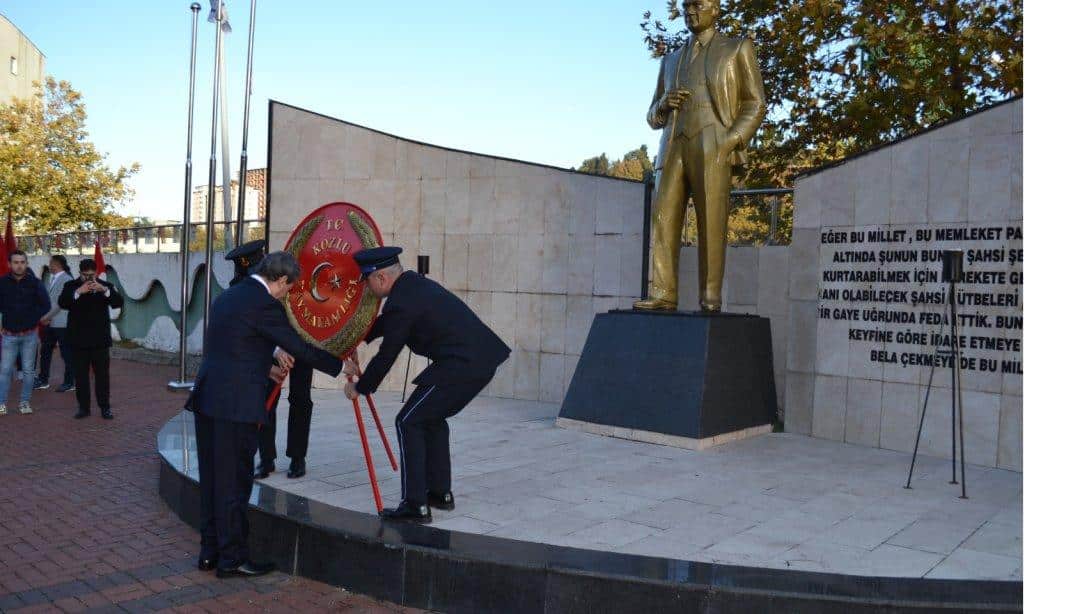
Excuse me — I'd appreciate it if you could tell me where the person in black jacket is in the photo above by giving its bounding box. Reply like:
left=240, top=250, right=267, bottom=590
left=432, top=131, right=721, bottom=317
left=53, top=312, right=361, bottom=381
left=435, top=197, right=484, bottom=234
left=225, top=241, right=320, bottom=481
left=224, top=240, right=281, bottom=478
left=185, top=251, right=359, bottom=578
left=57, top=259, right=123, bottom=420
left=0, top=250, right=50, bottom=415
left=345, top=246, right=511, bottom=523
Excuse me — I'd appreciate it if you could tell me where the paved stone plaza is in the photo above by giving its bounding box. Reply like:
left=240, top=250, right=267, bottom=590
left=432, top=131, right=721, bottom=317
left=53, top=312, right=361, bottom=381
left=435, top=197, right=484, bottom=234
left=0, top=359, right=414, bottom=613
left=260, top=389, right=1022, bottom=581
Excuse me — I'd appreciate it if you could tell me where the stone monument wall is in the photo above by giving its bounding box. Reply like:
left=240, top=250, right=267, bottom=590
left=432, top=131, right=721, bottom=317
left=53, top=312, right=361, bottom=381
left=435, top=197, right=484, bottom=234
left=783, top=98, right=1023, bottom=471
left=267, top=102, right=646, bottom=401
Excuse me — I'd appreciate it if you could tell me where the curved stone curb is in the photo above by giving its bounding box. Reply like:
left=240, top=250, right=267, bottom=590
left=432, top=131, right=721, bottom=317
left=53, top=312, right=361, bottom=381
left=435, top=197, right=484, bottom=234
left=158, top=413, right=1021, bottom=613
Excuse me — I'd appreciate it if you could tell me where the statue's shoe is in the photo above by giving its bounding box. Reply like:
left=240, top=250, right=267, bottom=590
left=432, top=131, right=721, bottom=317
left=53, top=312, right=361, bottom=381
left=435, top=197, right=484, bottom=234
left=632, top=297, right=677, bottom=311
left=699, top=303, right=721, bottom=313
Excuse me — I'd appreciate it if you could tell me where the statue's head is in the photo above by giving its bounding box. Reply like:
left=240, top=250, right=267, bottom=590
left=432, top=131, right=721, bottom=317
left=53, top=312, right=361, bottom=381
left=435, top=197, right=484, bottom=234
left=682, top=0, right=720, bottom=35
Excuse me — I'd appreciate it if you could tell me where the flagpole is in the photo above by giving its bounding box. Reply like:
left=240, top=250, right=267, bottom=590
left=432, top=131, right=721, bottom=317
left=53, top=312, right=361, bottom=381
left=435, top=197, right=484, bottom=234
left=170, top=3, right=202, bottom=391
left=203, top=2, right=226, bottom=348
left=217, top=27, right=233, bottom=251
left=235, top=0, right=257, bottom=247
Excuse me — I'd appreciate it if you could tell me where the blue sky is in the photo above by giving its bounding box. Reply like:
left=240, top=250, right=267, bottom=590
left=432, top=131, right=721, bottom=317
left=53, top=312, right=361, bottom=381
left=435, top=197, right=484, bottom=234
left=4, top=1, right=668, bottom=221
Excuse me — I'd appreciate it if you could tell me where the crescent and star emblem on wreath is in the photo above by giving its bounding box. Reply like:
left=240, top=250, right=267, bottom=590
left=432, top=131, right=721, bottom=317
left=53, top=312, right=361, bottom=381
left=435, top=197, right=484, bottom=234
left=282, top=202, right=384, bottom=358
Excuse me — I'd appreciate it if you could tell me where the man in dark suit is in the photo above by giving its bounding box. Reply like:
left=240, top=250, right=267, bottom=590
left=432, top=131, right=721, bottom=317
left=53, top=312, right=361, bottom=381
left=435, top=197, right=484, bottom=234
left=345, top=246, right=510, bottom=523
left=224, top=240, right=282, bottom=478
left=57, top=259, right=124, bottom=419
left=186, top=251, right=359, bottom=577
left=227, top=241, right=319, bottom=482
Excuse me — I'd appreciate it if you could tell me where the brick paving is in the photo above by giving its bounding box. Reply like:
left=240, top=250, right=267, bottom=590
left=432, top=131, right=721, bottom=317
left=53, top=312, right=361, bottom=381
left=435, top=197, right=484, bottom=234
left=0, top=358, right=418, bottom=613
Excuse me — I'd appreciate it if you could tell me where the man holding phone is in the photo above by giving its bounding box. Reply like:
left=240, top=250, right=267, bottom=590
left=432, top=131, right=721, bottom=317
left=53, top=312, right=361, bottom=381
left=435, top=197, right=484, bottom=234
left=58, top=258, right=123, bottom=419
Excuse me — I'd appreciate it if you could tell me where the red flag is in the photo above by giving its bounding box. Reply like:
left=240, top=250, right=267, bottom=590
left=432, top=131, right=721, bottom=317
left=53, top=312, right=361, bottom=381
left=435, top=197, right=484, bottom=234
left=94, top=241, right=107, bottom=279
left=0, top=211, right=9, bottom=276
left=4, top=211, right=16, bottom=254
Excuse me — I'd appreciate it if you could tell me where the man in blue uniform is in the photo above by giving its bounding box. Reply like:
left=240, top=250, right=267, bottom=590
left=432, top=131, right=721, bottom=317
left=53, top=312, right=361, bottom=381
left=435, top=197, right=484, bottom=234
left=225, top=240, right=267, bottom=288
left=187, top=251, right=360, bottom=577
left=345, top=247, right=510, bottom=523
left=257, top=357, right=316, bottom=480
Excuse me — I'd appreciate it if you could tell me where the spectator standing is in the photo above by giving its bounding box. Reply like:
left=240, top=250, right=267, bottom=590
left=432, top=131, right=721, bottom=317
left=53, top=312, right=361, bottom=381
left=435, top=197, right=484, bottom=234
left=0, top=251, right=50, bottom=415
left=58, top=259, right=123, bottom=419
left=35, top=255, right=75, bottom=392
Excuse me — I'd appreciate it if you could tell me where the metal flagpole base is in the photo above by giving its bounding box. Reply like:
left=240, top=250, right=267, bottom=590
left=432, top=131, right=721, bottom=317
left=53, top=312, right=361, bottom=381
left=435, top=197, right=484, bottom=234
left=167, top=380, right=194, bottom=391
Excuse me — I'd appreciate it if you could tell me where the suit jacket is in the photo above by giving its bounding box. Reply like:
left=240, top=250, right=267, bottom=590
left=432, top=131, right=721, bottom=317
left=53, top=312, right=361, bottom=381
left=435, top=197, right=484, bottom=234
left=186, top=277, right=342, bottom=425
left=44, top=271, right=74, bottom=328
left=355, top=271, right=511, bottom=395
left=58, top=279, right=123, bottom=349
left=648, top=34, right=766, bottom=169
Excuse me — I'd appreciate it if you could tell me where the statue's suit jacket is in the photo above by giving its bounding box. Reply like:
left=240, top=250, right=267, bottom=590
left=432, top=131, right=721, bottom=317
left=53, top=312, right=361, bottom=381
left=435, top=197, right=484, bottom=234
left=647, top=34, right=766, bottom=170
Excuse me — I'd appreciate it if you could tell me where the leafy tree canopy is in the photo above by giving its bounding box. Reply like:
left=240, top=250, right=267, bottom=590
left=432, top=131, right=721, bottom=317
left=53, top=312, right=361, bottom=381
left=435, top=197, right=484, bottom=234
left=577, top=145, right=654, bottom=181
left=0, top=77, right=139, bottom=233
left=640, top=0, right=1022, bottom=188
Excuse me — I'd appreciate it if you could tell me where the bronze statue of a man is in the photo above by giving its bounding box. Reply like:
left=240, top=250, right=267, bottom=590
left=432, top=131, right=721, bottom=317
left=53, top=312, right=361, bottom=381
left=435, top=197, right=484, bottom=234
left=633, top=0, right=766, bottom=312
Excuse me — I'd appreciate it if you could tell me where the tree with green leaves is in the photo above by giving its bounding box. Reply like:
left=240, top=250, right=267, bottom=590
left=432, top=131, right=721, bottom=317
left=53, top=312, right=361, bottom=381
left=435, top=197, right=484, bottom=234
left=636, top=0, right=1021, bottom=243
left=0, top=77, right=139, bottom=232
left=577, top=153, right=611, bottom=176
left=577, top=145, right=654, bottom=181
left=610, top=145, right=655, bottom=181
left=641, top=0, right=1022, bottom=186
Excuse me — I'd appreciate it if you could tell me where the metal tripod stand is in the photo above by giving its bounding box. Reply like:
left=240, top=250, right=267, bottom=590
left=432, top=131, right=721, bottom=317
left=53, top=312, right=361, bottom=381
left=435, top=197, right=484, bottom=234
left=905, top=250, right=968, bottom=499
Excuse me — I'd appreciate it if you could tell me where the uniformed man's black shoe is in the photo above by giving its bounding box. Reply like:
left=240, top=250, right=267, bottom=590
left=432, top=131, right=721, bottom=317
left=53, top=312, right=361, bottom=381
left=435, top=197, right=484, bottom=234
left=379, top=501, right=432, bottom=523
left=197, top=556, right=217, bottom=571
left=101, top=408, right=113, bottom=420
left=254, top=462, right=274, bottom=479
left=427, top=491, right=455, bottom=511
left=215, top=560, right=275, bottom=578
left=287, top=458, right=306, bottom=479
left=74, top=409, right=90, bottom=419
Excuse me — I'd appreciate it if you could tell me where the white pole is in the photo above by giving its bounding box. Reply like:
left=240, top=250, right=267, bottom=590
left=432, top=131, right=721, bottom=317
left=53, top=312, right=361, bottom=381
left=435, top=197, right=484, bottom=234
left=217, top=19, right=233, bottom=250
left=203, top=3, right=225, bottom=347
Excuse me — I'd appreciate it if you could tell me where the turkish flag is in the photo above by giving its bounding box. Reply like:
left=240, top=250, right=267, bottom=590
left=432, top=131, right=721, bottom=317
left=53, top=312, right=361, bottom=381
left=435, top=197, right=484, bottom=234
left=94, top=241, right=107, bottom=279
left=0, top=211, right=9, bottom=276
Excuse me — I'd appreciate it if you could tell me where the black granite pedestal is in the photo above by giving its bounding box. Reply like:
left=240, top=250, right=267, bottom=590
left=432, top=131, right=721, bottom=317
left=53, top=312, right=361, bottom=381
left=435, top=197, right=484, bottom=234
left=557, top=310, right=777, bottom=449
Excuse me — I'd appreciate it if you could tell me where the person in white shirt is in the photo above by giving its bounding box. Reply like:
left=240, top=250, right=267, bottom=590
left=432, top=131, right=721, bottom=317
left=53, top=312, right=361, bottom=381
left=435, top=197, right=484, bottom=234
left=35, top=255, right=75, bottom=392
